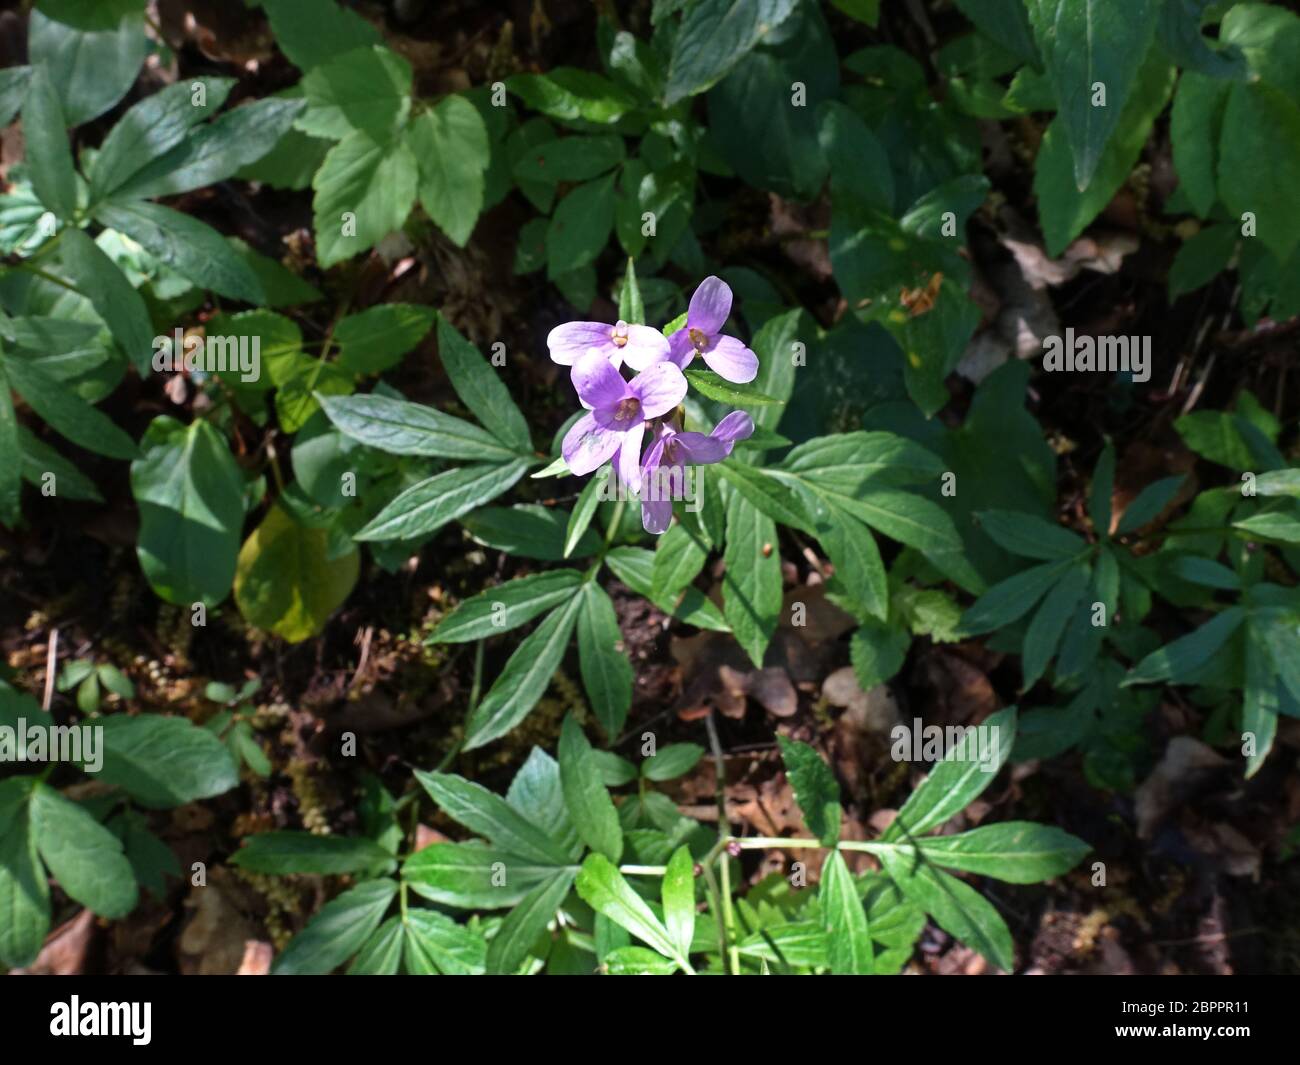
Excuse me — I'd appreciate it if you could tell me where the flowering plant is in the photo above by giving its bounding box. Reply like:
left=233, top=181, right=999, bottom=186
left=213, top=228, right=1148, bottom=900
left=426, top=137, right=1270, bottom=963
left=548, top=276, right=757, bottom=533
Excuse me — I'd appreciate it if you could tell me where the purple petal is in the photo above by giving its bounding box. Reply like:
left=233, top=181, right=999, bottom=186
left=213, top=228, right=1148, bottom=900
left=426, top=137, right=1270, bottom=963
left=672, top=431, right=730, bottom=465
left=700, top=334, right=758, bottom=383
left=562, top=413, right=624, bottom=477
left=571, top=350, right=631, bottom=411
left=628, top=361, right=687, bottom=419
left=641, top=495, right=674, bottom=534
left=548, top=322, right=616, bottom=366
left=617, top=421, right=646, bottom=493
left=664, top=328, right=695, bottom=370
left=687, top=275, right=732, bottom=335
left=712, top=410, right=755, bottom=444
left=618, top=325, right=672, bottom=372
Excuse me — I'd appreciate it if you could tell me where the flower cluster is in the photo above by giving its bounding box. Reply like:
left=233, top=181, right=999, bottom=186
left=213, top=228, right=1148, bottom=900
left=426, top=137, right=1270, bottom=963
left=547, top=276, right=756, bottom=533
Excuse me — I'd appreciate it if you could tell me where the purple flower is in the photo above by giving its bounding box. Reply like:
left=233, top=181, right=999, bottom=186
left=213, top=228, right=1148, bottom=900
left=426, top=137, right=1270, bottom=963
left=665, top=276, right=758, bottom=384
left=639, top=410, right=754, bottom=533
left=562, top=351, right=688, bottom=491
left=547, top=319, right=669, bottom=371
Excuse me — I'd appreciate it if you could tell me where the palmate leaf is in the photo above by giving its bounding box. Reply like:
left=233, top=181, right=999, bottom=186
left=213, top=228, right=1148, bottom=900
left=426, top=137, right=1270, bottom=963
left=575, top=854, right=690, bottom=971
left=486, top=869, right=576, bottom=974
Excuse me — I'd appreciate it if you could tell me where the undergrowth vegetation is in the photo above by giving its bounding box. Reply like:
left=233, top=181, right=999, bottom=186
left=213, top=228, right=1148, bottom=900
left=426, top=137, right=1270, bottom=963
left=0, top=0, right=1298, bottom=975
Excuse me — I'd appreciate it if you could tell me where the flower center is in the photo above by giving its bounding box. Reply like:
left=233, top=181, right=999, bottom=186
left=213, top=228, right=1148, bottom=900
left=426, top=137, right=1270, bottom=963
left=665, top=438, right=682, bottom=463
left=611, top=320, right=629, bottom=348
left=688, top=326, right=708, bottom=350
left=614, top=397, right=641, bottom=421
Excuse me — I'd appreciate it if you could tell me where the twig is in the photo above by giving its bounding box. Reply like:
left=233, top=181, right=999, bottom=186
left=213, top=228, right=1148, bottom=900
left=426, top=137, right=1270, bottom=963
left=41, top=628, right=58, bottom=712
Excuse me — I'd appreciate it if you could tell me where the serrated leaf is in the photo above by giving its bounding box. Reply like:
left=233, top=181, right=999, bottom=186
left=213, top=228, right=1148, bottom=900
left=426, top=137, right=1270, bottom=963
left=777, top=737, right=841, bottom=846
left=230, top=832, right=394, bottom=875
left=30, top=783, right=136, bottom=919
left=558, top=714, right=623, bottom=862
left=319, top=391, right=513, bottom=462
left=94, top=714, right=239, bottom=808
left=271, top=879, right=396, bottom=975
left=354, top=459, right=532, bottom=542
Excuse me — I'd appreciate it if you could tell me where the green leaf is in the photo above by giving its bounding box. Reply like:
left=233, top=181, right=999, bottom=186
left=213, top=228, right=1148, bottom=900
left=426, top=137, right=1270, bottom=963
left=566, top=468, right=607, bottom=558
left=722, top=488, right=782, bottom=667
left=576, top=583, right=633, bottom=737
left=413, top=770, right=571, bottom=866
left=407, top=95, right=490, bottom=246
left=271, top=879, right=397, bottom=975
left=1243, top=627, right=1279, bottom=779
left=777, top=737, right=841, bottom=846
left=403, top=842, right=567, bottom=909
left=546, top=174, right=616, bottom=280
left=617, top=257, right=645, bottom=326
left=915, top=822, right=1089, bottom=882
left=575, top=853, right=685, bottom=967
left=428, top=570, right=585, bottom=644
left=463, top=595, right=584, bottom=750
left=231, top=832, right=393, bottom=875
left=877, top=848, right=1014, bottom=971
left=0, top=361, right=21, bottom=527
left=1158, top=0, right=1248, bottom=79
left=3, top=355, right=138, bottom=460
left=664, top=0, right=798, bottom=105
left=885, top=706, right=1017, bottom=840
left=850, top=617, right=910, bottom=689
left=402, top=909, right=487, bottom=975
left=1218, top=82, right=1300, bottom=263
left=514, top=134, right=624, bottom=185
left=95, top=714, right=239, bottom=808
left=58, top=228, right=155, bottom=372
left=508, top=68, right=636, bottom=124
left=131, top=417, right=245, bottom=607
left=1124, top=607, right=1246, bottom=685
left=234, top=503, right=359, bottom=642
left=354, top=459, right=532, bottom=542
left=605, top=545, right=731, bottom=632
left=464, top=504, right=600, bottom=561
left=820, top=850, right=872, bottom=974
left=1171, top=72, right=1231, bottom=217
left=318, top=391, right=513, bottom=462
left=333, top=304, right=436, bottom=375
left=486, top=869, right=576, bottom=974
left=0, top=790, right=49, bottom=968
left=116, top=97, right=306, bottom=200
left=684, top=369, right=783, bottom=407
left=94, top=201, right=264, bottom=304
left=1255, top=470, right=1300, bottom=499
left=1169, top=224, right=1240, bottom=301
left=88, top=77, right=232, bottom=201
left=716, top=460, right=816, bottom=533
left=436, top=318, right=531, bottom=453
left=259, top=0, right=381, bottom=72
left=28, top=0, right=146, bottom=126
left=1025, top=0, right=1157, bottom=190
left=299, top=45, right=411, bottom=140
left=558, top=714, right=623, bottom=863
left=21, top=66, right=77, bottom=219
left=651, top=520, right=709, bottom=604
left=641, top=743, right=705, bottom=782
left=1116, top=475, right=1186, bottom=534
left=1033, top=48, right=1175, bottom=254
left=819, top=507, right=889, bottom=621
left=961, top=558, right=1075, bottom=635
left=661, top=845, right=696, bottom=960
left=312, top=130, right=417, bottom=267
left=348, top=916, right=403, bottom=975
left=30, top=783, right=136, bottom=919
left=1020, top=562, right=1091, bottom=690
